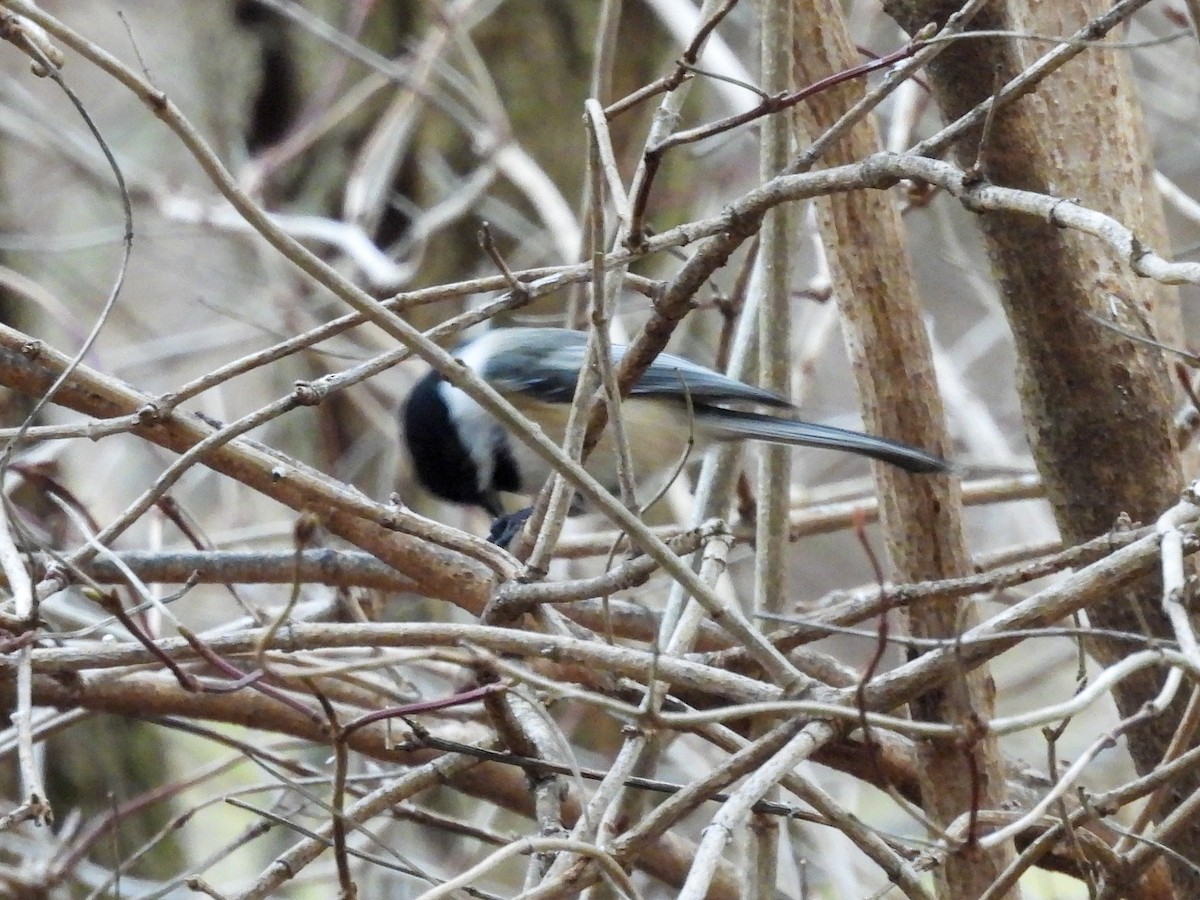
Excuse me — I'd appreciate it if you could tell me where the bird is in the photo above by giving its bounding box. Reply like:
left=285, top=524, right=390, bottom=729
left=402, top=327, right=949, bottom=537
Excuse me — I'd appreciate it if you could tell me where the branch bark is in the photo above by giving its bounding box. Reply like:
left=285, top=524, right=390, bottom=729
left=882, top=0, right=1196, bottom=889
left=788, top=2, right=1015, bottom=896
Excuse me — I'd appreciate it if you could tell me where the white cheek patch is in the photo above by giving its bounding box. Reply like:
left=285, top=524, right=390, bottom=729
left=440, top=380, right=504, bottom=492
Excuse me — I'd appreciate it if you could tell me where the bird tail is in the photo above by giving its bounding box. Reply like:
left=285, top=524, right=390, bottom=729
left=697, top=408, right=949, bottom=474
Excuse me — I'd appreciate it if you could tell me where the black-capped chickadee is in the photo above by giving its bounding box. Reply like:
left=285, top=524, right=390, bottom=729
left=402, top=327, right=948, bottom=521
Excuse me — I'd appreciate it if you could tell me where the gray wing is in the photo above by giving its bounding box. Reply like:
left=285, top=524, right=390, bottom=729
left=470, top=328, right=593, bottom=400
left=625, top=348, right=789, bottom=408
left=473, top=327, right=790, bottom=408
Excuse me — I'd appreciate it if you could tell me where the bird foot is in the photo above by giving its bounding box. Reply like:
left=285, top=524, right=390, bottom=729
left=487, top=507, right=534, bottom=547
